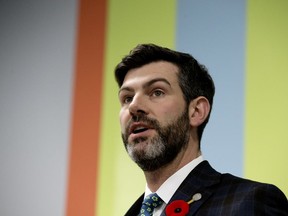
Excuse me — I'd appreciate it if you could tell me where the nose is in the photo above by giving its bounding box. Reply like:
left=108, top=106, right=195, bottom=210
left=128, top=94, right=148, bottom=117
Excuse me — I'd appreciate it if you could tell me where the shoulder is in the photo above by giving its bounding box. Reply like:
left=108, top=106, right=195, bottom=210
left=220, top=172, right=285, bottom=194
left=217, top=173, right=288, bottom=214
left=191, top=162, right=288, bottom=214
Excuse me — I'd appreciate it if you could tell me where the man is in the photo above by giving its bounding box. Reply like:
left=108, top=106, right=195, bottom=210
left=115, top=44, right=288, bottom=216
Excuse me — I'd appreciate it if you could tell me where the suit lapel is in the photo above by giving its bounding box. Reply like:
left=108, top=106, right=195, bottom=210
left=160, top=161, right=221, bottom=216
left=125, top=161, right=221, bottom=216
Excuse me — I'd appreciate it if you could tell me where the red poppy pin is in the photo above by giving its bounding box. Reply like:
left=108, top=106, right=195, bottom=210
left=165, top=193, right=202, bottom=216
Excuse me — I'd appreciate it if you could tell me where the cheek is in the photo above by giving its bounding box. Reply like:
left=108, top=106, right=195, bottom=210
left=158, top=101, right=186, bottom=122
left=119, top=109, right=128, bottom=133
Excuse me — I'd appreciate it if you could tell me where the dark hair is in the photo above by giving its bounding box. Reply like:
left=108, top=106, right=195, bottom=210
left=115, top=43, right=215, bottom=144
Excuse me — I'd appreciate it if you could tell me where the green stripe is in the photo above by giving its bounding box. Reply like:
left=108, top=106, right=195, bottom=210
left=97, top=1, right=176, bottom=215
left=245, top=0, right=288, bottom=196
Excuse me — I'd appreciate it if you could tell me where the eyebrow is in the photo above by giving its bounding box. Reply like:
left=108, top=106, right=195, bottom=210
left=118, top=78, right=171, bottom=95
left=118, top=86, right=133, bottom=95
left=143, top=78, right=171, bottom=89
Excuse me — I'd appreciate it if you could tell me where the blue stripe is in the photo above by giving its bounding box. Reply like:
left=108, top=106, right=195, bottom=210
left=176, top=0, right=246, bottom=176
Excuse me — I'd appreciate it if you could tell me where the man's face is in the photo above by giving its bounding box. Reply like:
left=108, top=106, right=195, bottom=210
left=118, top=61, right=191, bottom=171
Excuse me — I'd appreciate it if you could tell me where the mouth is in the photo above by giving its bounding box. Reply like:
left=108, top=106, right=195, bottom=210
left=129, top=123, right=151, bottom=135
left=132, top=126, right=149, bottom=134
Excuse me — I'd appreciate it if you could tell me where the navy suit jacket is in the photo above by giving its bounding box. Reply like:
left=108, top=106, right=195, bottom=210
left=125, top=161, right=288, bottom=215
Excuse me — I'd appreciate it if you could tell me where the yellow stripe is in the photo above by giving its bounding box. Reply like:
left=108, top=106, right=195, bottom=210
left=245, top=0, right=288, bottom=196
left=97, top=1, right=176, bottom=215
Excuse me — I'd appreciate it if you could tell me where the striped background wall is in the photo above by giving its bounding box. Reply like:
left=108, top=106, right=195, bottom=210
left=245, top=0, right=288, bottom=197
left=0, top=1, right=287, bottom=216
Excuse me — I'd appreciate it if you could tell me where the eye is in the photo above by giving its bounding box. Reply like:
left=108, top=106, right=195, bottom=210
left=122, top=96, right=133, bottom=104
left=151, top=89, right=164, bottom=97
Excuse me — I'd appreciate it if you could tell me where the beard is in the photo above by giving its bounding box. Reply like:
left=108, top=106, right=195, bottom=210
left=121, top=108, right=190, bottom=171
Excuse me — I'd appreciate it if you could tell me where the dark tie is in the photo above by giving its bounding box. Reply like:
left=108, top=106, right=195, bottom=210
left=140, top=193, right=163, bottom=216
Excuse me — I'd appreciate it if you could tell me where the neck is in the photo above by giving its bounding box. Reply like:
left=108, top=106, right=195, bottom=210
left=144, top=144, right=201, bottom=192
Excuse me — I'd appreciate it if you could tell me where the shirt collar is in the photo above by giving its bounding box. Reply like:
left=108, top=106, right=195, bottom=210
left=145, top=155, right=204, bottom=204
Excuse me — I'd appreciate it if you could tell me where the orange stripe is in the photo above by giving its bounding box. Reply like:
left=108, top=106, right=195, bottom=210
left=66, top=0, right=106, bottom=215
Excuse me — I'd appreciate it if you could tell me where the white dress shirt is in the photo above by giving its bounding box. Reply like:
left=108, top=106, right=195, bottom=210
left=144, top=155, right=204, bottom=216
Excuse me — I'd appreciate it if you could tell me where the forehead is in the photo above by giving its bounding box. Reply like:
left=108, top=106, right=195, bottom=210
left=122, top=61, right=179, bottom=86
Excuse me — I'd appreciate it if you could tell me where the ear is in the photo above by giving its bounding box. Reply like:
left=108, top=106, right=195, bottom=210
left=188, top=96, right=211, bottom=127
